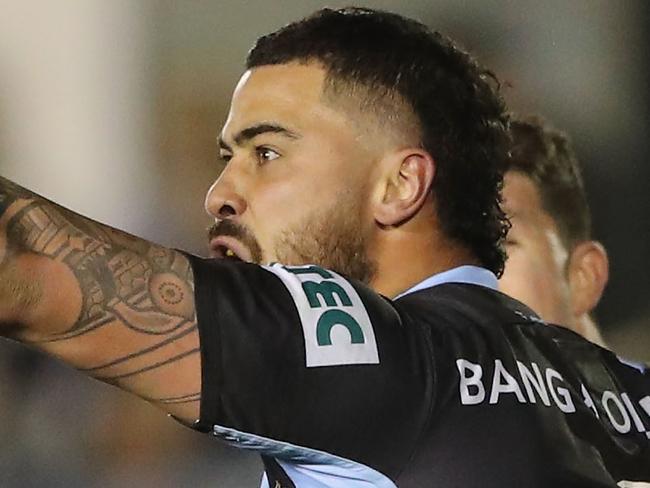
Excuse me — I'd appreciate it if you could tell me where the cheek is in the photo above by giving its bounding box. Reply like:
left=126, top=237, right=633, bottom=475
left=245, top=174, right=324, bottom=253
left=500, top=246, right=567, bottom=322
left=501, top=251, right=543, bottom=300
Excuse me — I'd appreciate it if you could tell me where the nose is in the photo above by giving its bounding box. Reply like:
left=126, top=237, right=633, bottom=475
left=204, top=169, right=247, bottom=220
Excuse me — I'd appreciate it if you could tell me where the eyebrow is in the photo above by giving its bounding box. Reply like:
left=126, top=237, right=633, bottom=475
left=218, top=123, right=300, bottom=151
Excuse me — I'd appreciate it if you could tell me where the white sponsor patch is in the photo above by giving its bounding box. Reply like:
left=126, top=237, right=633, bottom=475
left=264, top=264, right=379, bottom=367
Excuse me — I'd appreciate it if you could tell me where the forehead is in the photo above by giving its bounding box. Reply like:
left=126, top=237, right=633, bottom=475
left=503, top=171, right=544, bottom=220
left=223, top=63, right=338, bottom=136
left=503, top=171, right=564, bottom=239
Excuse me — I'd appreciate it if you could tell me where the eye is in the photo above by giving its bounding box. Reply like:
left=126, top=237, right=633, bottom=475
left=256, top=146, right=280, bottom=164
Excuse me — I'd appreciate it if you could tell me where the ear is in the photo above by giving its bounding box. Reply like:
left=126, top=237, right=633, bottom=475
left=567, top=241, right=609, bottom=317
left=373, top=149, right=435, bottom=226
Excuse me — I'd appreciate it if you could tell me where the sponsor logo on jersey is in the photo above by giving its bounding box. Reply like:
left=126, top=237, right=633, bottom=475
left=264, top=264, right=379, bottom=367
left=457, top=358, right=650, bottom=439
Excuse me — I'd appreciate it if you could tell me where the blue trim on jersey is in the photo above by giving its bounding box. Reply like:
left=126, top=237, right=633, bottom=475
left=211, top=424, right=397, bottom=488
left=395, top=265, right=498, bottom=299
left=617, top=355, right=648, bottom=373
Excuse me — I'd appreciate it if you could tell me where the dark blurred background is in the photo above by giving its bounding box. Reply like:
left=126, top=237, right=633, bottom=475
left=1, top=1, right=648, bottom=486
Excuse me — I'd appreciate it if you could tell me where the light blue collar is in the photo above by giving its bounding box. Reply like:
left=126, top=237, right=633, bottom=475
left=395, top=265, right=499, bottom=299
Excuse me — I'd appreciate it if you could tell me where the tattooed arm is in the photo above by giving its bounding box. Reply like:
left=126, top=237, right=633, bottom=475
left=0, top=176, right=201, bottom=422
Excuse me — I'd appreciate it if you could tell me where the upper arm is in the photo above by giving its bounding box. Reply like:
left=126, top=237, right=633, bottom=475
left=188, top=258, right=429, bottom=474
left=0, top=188, right=201, bottom=423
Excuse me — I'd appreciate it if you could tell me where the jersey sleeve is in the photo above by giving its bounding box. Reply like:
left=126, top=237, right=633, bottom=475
left=186, top=255, right=431, bottom=477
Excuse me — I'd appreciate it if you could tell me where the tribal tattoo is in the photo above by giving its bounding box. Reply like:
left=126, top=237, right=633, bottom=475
left=0, top=176, right=202, bottom=415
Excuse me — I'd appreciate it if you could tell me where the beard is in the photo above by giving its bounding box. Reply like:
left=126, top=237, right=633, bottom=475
left=273, top=192, right=376, bottom=284
left=207, top=191, right=376, bottom=284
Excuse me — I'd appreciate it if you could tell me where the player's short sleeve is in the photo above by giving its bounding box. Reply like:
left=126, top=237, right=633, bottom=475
left=186, top=255, right=431, bottom=476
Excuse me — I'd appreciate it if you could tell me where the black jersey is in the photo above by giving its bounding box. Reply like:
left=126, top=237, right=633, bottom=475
left=186, top=256, right=650, bottom=487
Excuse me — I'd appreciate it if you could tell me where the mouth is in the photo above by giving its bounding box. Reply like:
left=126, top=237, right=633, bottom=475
left=209, top=236, right=253, bottom=263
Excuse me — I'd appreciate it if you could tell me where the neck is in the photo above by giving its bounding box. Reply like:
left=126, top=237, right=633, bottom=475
left=369, top=210, right=479, bottom=298
left=575, top=316, right=607, bottom=349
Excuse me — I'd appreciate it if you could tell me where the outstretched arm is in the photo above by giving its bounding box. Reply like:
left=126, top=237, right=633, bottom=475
left=0, top=176, right=201, bottom=423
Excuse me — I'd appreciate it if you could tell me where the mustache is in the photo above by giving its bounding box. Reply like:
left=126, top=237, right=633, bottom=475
left=208, top=219, right=249, bottom=241
left=207, top=220, right=263, bottom=263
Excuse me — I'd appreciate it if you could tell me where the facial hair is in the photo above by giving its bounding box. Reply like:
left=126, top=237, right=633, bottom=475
left=273, top=191, right=376, bottom=284
left=207, top=191, right=376, bottom=284
left=207, top=219, right=264, bottom=264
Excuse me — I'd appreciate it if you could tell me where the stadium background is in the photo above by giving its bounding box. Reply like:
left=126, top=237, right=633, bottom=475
left=0, top=1, right=648, bottom=486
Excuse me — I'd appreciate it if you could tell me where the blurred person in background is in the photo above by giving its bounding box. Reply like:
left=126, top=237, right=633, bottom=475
left=1, top=7, right=649, bottom=487
left=499, top=116, right=609, bottom=347
left=498, top=117, right=649, bottom=487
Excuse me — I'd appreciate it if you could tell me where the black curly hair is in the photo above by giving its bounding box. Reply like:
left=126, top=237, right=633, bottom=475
left=247, top=7, right=510, bottom=276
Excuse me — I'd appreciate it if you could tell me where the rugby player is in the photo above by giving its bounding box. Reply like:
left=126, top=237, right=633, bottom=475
left=1, top=8, right=648, bottom=487
left=499, top=116, right=609, bottom=347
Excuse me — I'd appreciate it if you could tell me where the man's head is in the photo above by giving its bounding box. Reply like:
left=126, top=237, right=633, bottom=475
left=206, top=7, right=509, bottom=294
left=499, top=116, right=608, bottom=341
